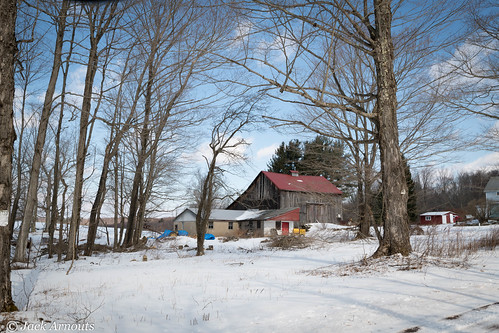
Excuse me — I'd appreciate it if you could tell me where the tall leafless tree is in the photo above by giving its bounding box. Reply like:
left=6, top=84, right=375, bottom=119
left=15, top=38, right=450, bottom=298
left=66, top=1, right=122, bottom=260
left=226, top=0, right=469, bottom=256
left=224, top=0, right=413, bottom=256
left=14, top=0, right=71, bottom=263
left=0, top=0, right=18, bottom=312
left=195, top=99, right=256, bottom=256
left=122, top=0, right=232, bottom=247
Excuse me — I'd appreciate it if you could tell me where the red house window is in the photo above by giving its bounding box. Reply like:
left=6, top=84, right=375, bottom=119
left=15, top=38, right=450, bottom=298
left=425, top=216, right=432, bottom=221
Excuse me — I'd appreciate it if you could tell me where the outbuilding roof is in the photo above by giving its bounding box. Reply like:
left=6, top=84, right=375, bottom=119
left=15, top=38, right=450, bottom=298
left=262, top=171, right=342, bottom=195
left=484, top=177, right=499, bottom=192
left=174, top=207, right=301, bottom=222
left=420, top=211, right=456, bottom=216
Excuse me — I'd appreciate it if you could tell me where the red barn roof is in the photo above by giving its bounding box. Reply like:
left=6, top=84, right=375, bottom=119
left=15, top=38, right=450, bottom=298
left=262, top=171, right=342, bottom=195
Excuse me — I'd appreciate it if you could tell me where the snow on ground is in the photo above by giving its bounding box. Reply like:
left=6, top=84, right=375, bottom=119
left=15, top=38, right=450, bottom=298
left=2, top=224, right=499, bottom=333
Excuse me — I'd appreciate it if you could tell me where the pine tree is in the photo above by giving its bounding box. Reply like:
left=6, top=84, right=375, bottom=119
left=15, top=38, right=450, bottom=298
left=267, top=140, right=301, bottom=174
left=300, top=136, right=349, bottom=184
left=402, top=156, right=418, bottom=223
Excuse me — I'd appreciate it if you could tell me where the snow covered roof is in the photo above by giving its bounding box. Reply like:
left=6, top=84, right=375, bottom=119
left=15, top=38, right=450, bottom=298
left=420, top=211, right=456, bottom=216
left=176, top=208, right=247, bottom=221
left=484, top=177, right=499, bottom=192
left=262, top=171, right=342, bottom=194
left=174, top=207, right=300, bottom=222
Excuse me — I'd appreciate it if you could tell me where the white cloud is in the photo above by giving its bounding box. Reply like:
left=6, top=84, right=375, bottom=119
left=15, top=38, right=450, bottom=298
left=430, top=36, right=498, bottom=88
left=187, top=136, right=253, bottom=167
left=232, top=19, right=253, bottom=47
left=454, top=152, right=499, bottom=173
left=256, top=143, right=279, bottom=160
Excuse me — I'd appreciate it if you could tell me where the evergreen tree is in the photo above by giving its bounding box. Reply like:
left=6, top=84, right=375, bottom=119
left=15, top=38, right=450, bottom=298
left=402, top=156, right=418, bottom=223
left=267, top=139, right=301, bottom=174
left=300, top=136, right=348, bottom=184
left=267, top=135, right=351, bottom=194
left=373, top=156, right=418, bottom=226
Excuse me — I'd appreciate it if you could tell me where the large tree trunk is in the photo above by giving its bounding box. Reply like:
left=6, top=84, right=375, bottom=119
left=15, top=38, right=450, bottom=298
left=372, top=0, right=411, bottom=257
left=0, top=0, right=18, bottom=312
left=196, top=158, right=217, bottom=256
left=123, top=111, right=150, bottom=247
left=66, top=44, right=99, bottom=260
left=124, top=62, right=153, bottom=247
left=9, top=73, right=28, bottom=239
left=14, top=0, right=69, bottom=262
left=84, top=142, right=113, bottom=256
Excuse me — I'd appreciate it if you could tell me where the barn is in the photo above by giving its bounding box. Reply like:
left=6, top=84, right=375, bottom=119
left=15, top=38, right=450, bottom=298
left=419, top=211, right=458, bottom=225
left=228, top=171, right=343, bottom=225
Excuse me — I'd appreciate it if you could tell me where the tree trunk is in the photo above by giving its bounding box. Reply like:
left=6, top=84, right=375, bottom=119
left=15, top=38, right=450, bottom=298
left=113, top=155, right=119, bottom=249
left=0, top=0, right=18, bottom=312
left=48, top=86, right=65, bottom=259
left=84, top=142, right=113, bottom=256
left=49, top=19, right=75, bottom=258
left=9, top=72, right=29, bottom=239
left=124, top=62, right=153, bottom=247
left=133, top=142, right=158, bottom=245
left=44, top=167, right=52, bottom=232
left=14, top=0, right=69, bottom=262
left=195, top=158, right=217, bottom=256
left=372, top=0, right=411, bottom=257
left=66, top=43, right=99, bottom=260
left=58, top=179, right=68, bottom=262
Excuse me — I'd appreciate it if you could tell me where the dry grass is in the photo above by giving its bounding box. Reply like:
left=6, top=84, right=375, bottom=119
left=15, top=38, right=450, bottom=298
left=304, top=226, right=499, bottom=277
left=263, top=235, right=312, bottom=250
left=412, top=226, right=499, bottom=261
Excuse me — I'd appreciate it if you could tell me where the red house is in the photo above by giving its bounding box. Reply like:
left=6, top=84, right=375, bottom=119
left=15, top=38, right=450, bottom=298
left=419, top=211, right=458, bottom=225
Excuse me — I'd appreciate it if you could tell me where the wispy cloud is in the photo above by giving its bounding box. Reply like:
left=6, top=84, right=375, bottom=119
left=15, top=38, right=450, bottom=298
left=256, top=143, right=279, bottom=160
left=453, top=152, right=499, bottom=173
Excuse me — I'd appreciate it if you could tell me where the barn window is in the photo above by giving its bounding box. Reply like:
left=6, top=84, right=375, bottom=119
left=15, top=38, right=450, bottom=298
left=228, top=222, right=233, bottom=230
left=257, top=221, right=261, bottom=229
left=276, top=222, right=281, bottom=230
left=425, top=216, right=432, bottom=221
left=208, top=222, right=214, bottom=229
left=248, top=221, right=253, bottom=229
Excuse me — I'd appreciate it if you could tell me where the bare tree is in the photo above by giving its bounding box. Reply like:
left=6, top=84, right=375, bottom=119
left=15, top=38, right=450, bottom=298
left=10, top=2, right=46, bottom=238
left=14, top=0, right=71, bottom=263
left=435, top=0, right=498, bottom=121
left=226, top=0, right=470, bottom=256
left=48, top=13, right=78, bottom=258
left=66, top=1, right=122, bottom=260
left=195, top=99, right=257, bottom=256
left=122, top=0, right=232, bottom=247
left=84, top=25, right=135, bottom=255
left=0, top=0, right=18, bottom=312
left=225, top=0, right=414, bottom=256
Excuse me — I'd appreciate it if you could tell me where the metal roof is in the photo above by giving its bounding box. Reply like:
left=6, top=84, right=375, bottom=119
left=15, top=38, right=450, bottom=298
left=174, top=207, right=300, bottom=222
left=262, top=171, right=343, bottom=194
left=420, top=211, right=456, bottom=216
left=484, top=177, right=499, bottom=192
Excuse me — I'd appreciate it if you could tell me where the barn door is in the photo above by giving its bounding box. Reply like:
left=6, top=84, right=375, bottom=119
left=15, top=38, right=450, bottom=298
left=306, top=203, right=325, bottom=224
left=282, top=222, right=289, bottom=235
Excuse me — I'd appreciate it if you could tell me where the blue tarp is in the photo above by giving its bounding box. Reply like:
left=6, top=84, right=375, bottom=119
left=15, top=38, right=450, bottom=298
left=204, top=233, right=215, bottom=240
left=157, top=229, right=173, bottom=239
left=177, top=230, right=188, bottom=236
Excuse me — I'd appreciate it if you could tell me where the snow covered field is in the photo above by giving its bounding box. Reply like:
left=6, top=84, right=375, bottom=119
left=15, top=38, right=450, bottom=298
left=3, top=224, right=499, bottom=333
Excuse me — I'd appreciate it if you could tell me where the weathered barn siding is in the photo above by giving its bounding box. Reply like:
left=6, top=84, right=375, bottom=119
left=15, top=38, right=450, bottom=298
left=279, top=192, right=342, bottom=224
left=229, top=172, right=343, bottom=226
left=229, top=174, right=280, bottom=210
